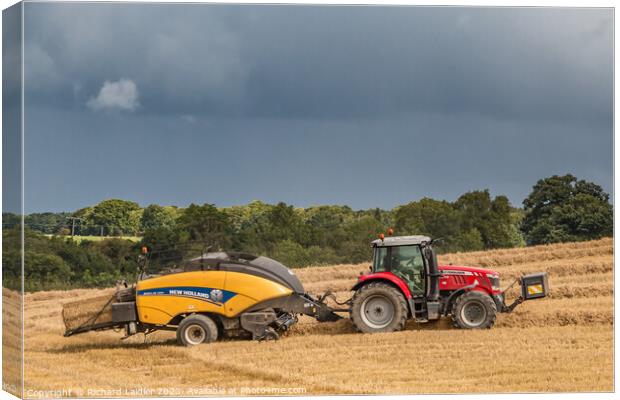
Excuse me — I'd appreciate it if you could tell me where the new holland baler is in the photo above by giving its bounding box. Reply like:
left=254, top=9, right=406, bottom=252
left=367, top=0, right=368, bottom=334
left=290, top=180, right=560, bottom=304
left=63, top=252, right=341, bottom=345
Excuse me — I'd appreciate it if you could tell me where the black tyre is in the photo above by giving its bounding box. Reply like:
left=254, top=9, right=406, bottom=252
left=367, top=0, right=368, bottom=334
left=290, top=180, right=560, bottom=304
left=451, top=291, right=497, bottom=329
left=350, top=282, right=408, bottom=333
left=177, top=314, right=219, bottom=346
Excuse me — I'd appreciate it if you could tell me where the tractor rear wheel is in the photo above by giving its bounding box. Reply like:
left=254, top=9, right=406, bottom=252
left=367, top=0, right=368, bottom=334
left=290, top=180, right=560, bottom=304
left=451, top=291, right=497, bottom=329
left=350, top=282, right=408, bottom=333
left=177, top=314, right=219, bottom=346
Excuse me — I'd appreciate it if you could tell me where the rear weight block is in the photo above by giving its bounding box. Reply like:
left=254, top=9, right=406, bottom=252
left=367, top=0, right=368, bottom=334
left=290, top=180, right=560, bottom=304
left=521, top=272, right=549, bottom=300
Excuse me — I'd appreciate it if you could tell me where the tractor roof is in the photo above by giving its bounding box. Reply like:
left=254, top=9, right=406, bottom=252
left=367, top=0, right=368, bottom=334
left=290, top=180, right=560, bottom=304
left=371, top=235, right=431, bottom=247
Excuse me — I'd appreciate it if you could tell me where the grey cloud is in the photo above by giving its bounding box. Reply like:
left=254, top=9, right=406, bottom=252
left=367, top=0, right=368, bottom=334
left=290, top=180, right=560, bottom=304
left=24, top=3, right=247, bottom=114
left=87, top=79, right=140, bottom=111
left=25, top=43, right=60, bottom=88
left=3, top=4, right=21, bottom=102
left=3, top=3, right=22, bottom=214
left=23, top=5, right=612, bottom=124
left=239, top=7, right=612, bottom=121
left=180, top=114, right=197, bottom=124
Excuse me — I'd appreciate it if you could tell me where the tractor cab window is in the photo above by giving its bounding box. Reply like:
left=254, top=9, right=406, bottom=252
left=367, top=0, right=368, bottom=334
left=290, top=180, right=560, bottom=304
left=390, top=245, right=425, bottom=296
left=373, top=246, right=389, bottom=272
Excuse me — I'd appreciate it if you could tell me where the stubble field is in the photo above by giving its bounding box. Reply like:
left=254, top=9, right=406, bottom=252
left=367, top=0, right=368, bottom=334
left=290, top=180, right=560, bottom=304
left=6, top=237, right=614, bottom=396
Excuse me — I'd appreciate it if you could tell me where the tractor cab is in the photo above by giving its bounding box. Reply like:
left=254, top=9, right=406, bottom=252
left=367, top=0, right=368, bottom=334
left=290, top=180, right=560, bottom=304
left=370, top=235, right=434, bottom=297
left=350, top=235, right=443, bottom=326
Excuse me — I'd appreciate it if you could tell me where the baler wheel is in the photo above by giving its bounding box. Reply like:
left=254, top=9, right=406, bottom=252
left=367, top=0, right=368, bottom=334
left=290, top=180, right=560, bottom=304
left=177, top=314, right=219, bottom=346
left=451, top=291, right=497, bottom=329
left=350, top=282, right=407, bottom=333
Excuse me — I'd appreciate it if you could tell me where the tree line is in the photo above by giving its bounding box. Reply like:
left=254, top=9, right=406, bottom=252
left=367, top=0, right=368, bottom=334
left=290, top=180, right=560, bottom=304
left=2, top=228, right=138, bottom=291
left=2, top=174, right=612, bottom=291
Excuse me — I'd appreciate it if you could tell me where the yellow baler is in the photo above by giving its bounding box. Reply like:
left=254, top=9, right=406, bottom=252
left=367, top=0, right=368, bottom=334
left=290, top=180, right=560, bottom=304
left=63, top=252, right=341, bottom=345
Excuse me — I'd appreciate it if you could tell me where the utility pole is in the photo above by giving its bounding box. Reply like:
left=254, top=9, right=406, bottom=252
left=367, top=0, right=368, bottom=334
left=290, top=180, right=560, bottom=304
left=66, top=217, right=82, bottom=237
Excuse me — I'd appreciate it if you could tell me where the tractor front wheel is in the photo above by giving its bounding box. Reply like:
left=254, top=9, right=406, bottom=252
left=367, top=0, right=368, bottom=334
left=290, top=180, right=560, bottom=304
left=451, top=291, right=497, bottom=329
left=350, top=282, right=408, bottom=333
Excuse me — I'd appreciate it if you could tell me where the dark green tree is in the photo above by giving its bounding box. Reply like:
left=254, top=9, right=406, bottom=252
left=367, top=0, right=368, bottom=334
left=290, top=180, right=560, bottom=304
left=88, top=199, right=141, bottom=235
left=454, top=190, right=517, bottom=249
left=340, top=215, right=387, bottom=263
left=141, top=204, right=178, bottom=231
left=393, top=198, right=464, bottom=251
left=270, top=240, right=341, bottom=268
left=176, top=203, right=232, bottom=250
left=301, top=205, right=354, bottom=248
left=24, top=252, right=73, bottom=290
left=266, top=202, right=304, bottom=243
left=2, top=212, right=21, bottom=229
left=228, top=201, right=274, bottom=254
left=3, top=227, right=138, bottom=291
left=521, top=174, right=613, bottom=244
left=2, top=226, right=22, bottom=288
left=24, top=212, right=71, bottom=234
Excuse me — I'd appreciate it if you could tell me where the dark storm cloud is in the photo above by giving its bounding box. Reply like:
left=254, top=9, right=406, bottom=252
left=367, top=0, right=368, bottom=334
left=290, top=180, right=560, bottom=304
left=24, top=106, right=611, bottom=213
left=21, top=4, right=613, bottom=212
left=24, top=5, right=612, bottom=122
left=3, top=4, right=22, bottom=214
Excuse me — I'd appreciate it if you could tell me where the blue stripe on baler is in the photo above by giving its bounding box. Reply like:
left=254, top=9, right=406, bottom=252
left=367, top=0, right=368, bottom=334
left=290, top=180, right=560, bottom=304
left=137, top=286, right=237, bottom=304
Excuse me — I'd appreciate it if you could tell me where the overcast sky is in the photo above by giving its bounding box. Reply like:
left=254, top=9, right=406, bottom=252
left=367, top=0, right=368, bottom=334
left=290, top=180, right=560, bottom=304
left=19, top=4, right=613, bottom=213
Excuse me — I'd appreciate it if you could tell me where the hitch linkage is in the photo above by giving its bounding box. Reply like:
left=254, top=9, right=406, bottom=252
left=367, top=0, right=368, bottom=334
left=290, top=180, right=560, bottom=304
left=501, top=296, right=524, bottom=313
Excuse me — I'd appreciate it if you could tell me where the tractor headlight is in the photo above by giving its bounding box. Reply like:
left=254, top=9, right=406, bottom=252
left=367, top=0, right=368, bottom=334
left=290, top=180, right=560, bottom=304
left=486, top=273, right=500, bottom=291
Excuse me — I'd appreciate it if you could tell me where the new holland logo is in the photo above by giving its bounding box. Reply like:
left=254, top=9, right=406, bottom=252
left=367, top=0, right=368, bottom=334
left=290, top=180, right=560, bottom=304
left=210, top=289, right=224, bottom=303
left=527, top=284, right=543, bottom=295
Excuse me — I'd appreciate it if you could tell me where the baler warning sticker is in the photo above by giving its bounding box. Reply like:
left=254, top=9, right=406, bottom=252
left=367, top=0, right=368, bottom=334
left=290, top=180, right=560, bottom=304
left=527, top=284, right=543, bottom=295
left=137, top=286, right=237, bottom=305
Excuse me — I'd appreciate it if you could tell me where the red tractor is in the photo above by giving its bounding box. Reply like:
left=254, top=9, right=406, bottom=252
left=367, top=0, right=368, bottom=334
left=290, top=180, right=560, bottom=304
left=349, top=234, right=548, bottom=332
